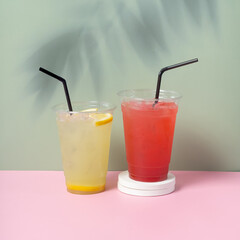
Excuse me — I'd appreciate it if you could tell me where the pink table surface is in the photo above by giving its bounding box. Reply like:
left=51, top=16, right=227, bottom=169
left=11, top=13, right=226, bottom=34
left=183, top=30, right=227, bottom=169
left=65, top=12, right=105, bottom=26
left=0, top=171, right=240, bottom=240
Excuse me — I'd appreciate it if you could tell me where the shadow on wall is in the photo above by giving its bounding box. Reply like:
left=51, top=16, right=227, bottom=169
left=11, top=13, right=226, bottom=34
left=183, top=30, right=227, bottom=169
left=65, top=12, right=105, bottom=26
left=170, top=124, right=223, bottom=171
left=25, top=0, right=218, bottom=113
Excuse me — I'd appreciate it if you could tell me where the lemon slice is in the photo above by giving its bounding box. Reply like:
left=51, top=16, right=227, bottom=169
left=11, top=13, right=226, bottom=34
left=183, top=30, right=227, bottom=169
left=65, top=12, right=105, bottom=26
left=81, top=108, right=98, bottom=112
left=90, top=113, right=113, bottom=126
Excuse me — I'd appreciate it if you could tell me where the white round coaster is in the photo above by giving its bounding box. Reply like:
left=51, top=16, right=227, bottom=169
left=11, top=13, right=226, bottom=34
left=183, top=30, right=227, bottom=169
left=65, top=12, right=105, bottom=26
left=118, top=171, right=175, bottom=197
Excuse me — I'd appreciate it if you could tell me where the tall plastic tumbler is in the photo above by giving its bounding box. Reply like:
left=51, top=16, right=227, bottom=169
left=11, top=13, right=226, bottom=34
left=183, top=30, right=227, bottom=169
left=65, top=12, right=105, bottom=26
left=118, top=89, right=181, bottom=182
left=54, top=101, right=116, bottom=194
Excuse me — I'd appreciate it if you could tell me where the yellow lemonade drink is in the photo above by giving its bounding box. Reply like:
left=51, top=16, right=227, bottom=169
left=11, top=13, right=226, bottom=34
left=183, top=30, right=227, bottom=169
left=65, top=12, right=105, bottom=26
left=55, top=102, right=115, bottom=194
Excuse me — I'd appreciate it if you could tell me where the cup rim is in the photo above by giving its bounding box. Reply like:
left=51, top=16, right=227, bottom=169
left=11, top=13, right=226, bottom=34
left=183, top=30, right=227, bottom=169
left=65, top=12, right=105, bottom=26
left=52, top=100, right=116, bottom=113
left=117, top=89, right=182, bottom=101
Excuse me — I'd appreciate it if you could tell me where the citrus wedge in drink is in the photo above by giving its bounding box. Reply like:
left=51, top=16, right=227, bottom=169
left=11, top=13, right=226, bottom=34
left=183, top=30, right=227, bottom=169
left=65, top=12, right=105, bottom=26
left=90, top=112, right=113, bottom=126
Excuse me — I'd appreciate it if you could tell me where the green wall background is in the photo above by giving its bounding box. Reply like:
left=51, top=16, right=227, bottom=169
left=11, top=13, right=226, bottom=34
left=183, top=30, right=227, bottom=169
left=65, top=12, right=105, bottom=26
left=1, top=0, right=240, bottom=171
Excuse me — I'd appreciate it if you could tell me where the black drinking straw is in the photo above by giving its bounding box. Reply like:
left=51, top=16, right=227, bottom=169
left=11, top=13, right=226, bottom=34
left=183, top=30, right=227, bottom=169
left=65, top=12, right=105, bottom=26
left=39, top=67, right=73, bottom=112
left=153, top=58, right=198, bottom=106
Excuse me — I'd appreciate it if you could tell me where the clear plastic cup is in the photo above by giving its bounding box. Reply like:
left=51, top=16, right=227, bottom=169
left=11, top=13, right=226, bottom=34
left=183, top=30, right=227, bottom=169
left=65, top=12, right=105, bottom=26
left=118, top=89, right=181, bottom=182
left=53, top=101, right=116, bottom=194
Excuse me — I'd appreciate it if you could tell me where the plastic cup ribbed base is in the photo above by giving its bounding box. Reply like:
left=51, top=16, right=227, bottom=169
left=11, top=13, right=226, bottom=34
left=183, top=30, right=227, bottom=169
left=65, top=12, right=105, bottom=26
left=118, top=171, right=175, bottom=197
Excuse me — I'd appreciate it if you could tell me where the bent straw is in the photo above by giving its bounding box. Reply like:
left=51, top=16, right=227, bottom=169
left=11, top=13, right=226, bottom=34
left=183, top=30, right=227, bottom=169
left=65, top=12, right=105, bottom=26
left=39, top=67, right=73, bottom=112
left=153, top=58, right=198, bottom=106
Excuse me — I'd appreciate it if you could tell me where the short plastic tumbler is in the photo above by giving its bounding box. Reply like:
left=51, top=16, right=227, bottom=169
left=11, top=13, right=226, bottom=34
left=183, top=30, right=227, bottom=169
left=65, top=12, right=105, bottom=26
left=54, top=101, right=116, bottom=194
left=118, top=89, right=181, bottom=182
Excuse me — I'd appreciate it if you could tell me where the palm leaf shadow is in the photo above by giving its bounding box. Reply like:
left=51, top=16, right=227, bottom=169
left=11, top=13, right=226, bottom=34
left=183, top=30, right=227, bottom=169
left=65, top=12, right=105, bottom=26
left=161, top=0, right=185, bottom=35
left=82, top=30, right=103, bottom=98
left=183, top=0, right=202, bottom=25
left=116, top=2, right=161, bottom=67
left=137, top=0, right=168, bottom=51
left=26, top=29, right=103, bottom=113
left=205, top=0, right=218, bottom=26
left=26, top=30, right=81, bottom=113
left=25, top=0, right=218, bottom=113
left=100, top=21, right=125, bottom=69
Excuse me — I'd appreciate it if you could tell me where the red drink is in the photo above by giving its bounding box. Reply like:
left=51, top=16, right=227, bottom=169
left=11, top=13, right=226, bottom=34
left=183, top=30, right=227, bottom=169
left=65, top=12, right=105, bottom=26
left=119, top=90, right=181, bottom=182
